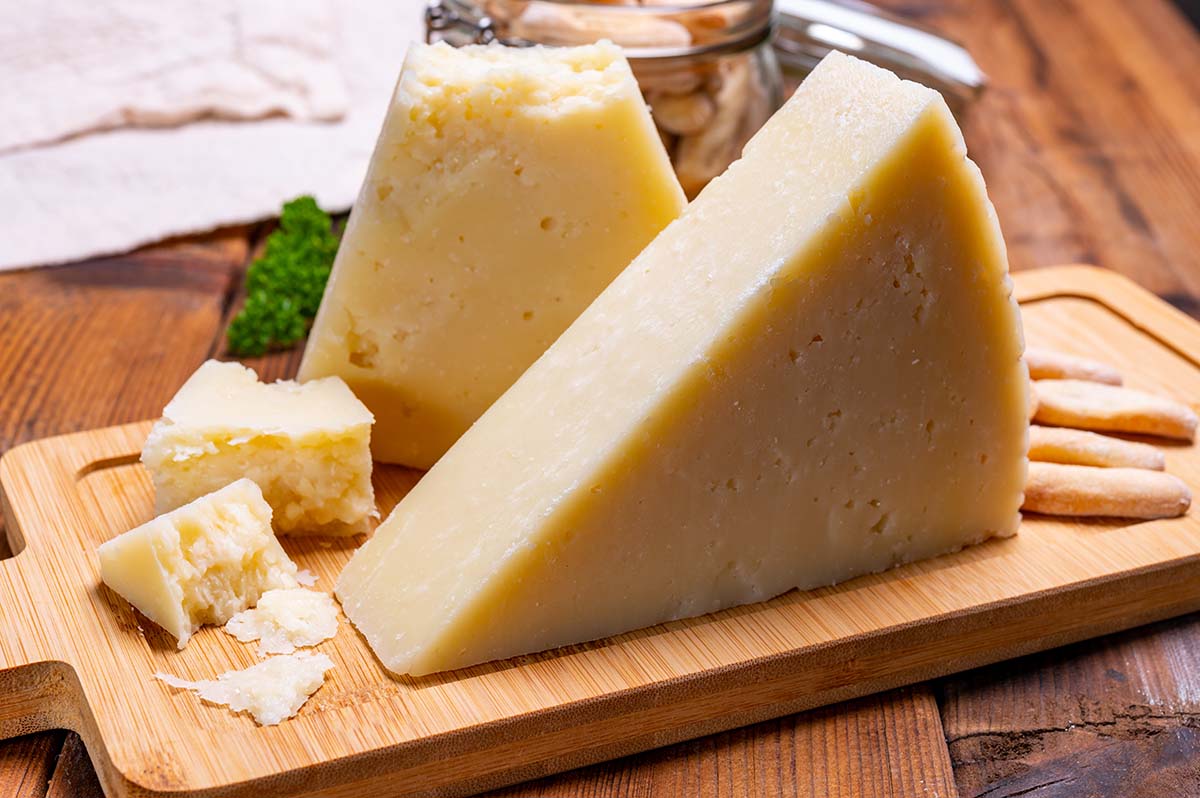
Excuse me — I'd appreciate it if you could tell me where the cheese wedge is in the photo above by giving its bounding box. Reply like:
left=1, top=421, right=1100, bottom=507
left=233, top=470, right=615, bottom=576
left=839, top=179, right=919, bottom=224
left=298, top=41, right=686, bottom=468
left=99, top=479, right=300, bottom=648
left=337, top=52, right=1029, bottom=676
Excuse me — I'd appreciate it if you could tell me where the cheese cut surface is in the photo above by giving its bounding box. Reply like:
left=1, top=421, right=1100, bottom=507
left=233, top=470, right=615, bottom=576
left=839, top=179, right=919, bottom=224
left=98, top=479, right=299, bottom=648
left=337, top=52, right=1029, bottom=676
left=142, top=360, right=375, bottom=535
left=298, top=41, right=686, bottom=468
left=225, top=588, right=340, bottom=655
left=156, top=651, right=334, bottom=726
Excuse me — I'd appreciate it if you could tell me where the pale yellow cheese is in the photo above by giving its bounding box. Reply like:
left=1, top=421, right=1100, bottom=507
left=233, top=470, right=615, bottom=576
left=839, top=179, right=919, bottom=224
left=98, top=479, right=299, bottom=648
left=337, top=52, right=1029, bottom=676
left=156, top=651, right=333, bottom=726
left=142, top=360, right=374, bottom=535
left=298, top=41, right=686, bottom=468
left=225, top=588, right=340, bottom=655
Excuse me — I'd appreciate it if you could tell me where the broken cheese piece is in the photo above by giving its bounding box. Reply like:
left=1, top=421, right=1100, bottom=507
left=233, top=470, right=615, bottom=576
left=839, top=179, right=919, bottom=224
left=336, top=51, right=1028, bottom=676
left=299, top=41, right=686, bottom=468
left=225, top=588, right=340, bottom=655
left=156, top=651, right=334, bottom=726
left=142, top=360, right=375, bottom=535
left=98, top=479, right=299, bottom=648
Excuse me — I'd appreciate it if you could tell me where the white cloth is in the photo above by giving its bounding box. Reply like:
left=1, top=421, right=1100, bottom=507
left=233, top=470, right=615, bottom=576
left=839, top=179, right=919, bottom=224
left=1, top=0, right=348, bottom=155
left=0, top=0, right=424, bottom=272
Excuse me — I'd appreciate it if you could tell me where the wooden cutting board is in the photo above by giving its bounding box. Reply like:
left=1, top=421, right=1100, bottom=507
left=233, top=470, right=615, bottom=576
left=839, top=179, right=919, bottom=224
left=2, top=264, right=1199, bottom=798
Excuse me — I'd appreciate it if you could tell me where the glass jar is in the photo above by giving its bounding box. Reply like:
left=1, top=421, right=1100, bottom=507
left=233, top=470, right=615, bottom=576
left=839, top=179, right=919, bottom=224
left=426, top=0, right=783, bottom=197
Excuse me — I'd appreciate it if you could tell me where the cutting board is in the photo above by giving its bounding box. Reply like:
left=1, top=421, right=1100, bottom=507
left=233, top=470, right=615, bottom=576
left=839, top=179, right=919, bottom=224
left=3, top=265, right=1200, bottom=798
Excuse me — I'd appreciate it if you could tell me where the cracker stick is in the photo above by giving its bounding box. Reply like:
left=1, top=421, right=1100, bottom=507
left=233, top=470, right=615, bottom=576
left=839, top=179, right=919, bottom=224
left=1025, top=347, right=1122, bottom=385
left=1028, top=425, right=1165, bottom=470
left=1033, top=379, right=1198, bottom=441
left=1024, top=462, right=1191, bottom=519
left=1028, top=381, right=1039, bottom=421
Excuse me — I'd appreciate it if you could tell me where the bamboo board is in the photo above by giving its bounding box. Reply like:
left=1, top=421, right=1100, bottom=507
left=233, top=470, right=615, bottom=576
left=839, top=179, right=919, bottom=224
left=2, top=265, right=1200, bottom=798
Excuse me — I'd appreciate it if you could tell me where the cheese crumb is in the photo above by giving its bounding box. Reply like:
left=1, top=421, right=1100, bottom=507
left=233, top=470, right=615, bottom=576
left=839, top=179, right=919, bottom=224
left=225, top=588, right=340, bottom=655
left=156, top=651, right=334, bottom=726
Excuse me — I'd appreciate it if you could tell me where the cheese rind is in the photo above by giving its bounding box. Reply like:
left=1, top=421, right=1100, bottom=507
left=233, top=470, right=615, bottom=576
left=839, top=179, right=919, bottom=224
left=98, top=479, right=299, bottom=648
left=142, top=360, right=375, bottom=535
left=225, top=588, right=340, bottom=655
left=298, top=41, right=686, bottom=468
left=155, top=651, right=334, bottom=726
left=337, top=52, right=1028, bottom=676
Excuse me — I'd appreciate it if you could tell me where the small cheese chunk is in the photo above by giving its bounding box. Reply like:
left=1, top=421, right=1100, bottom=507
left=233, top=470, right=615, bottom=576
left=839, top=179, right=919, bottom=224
left=337, top=52, right=1028, bottom=676
left=142, top=360, right=375, bottom=535
left=156, top=651, right=334, bottom=726
left=225, top=588, right=340, bottom=655
left=298, top=41, right=686, bottom=468
left=98, top=479, right=299, bottom=648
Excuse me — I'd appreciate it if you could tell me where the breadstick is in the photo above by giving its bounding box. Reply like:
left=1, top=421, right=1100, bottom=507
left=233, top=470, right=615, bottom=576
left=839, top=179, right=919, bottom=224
left=1028, top=426, right=1165, bottom=470
left=1024, top=462, right=1190, bottom=519
left=1028, top=382, right=1039, bottom=421
left=1033, top=379, right=1198, bottom=441
left=1025, top=347, right=1122, bottom=385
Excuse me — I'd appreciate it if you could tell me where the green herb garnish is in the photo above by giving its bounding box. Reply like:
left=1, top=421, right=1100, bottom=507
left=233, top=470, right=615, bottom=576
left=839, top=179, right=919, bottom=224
left=226, top=196, right=340, bottom=356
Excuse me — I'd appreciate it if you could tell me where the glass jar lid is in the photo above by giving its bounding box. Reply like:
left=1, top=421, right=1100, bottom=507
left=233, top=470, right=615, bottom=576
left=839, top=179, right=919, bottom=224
left=427, top=0, right=775, bottom=60
left=773, top=0, right=985, bottom=108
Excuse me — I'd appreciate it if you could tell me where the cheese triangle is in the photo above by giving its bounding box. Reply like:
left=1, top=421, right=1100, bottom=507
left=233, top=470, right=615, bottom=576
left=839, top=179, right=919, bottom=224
left=337, top=51, right=1029, bottom=676
left=298, top=42, right=685, bottom=469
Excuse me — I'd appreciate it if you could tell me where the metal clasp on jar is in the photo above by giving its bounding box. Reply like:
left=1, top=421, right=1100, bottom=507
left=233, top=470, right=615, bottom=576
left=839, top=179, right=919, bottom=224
left=426, top=0, right=496, bottom=45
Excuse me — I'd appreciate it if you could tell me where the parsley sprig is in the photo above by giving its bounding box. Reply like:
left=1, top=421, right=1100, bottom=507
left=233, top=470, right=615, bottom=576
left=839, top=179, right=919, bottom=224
left=226, top=196, right=340, bottom=356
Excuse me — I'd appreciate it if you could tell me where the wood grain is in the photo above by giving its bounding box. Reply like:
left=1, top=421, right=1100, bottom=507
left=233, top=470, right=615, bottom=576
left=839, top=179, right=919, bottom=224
left=0, top=233, right=246, bottom=470
left=880, top=0, right=1200, bottom=300
left=941, top=617, right=1200, bottom=798
left=484, top=686, right=956, bottom=798
left=938, top=275, right=1200, bottom=797
left=880, top=2, right=1200, bottom=780
left=2, top=268, right=1199, bottom=798
left=0, top=733, right=62, bottom=798
left=46, top=734, right=104, bottom=798
left=0, top=234, right=253, bottom=796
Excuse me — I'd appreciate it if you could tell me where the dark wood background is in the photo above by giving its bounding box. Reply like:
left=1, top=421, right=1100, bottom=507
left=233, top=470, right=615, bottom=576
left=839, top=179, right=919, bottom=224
left=2, top=0, right=1199, bottom=795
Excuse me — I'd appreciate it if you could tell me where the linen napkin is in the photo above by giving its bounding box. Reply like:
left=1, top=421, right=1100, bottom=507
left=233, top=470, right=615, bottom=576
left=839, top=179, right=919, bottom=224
left=0, top=0, right=424, bottom=272
left=2, top=0, right=348, bottom=154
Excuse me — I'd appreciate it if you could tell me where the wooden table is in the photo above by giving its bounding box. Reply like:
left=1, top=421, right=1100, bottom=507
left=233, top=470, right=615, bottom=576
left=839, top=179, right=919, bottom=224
left=2, top=1, right=1198, bottom=795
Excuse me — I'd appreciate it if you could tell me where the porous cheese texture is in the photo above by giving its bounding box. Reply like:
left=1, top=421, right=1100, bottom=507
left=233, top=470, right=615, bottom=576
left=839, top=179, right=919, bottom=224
left=298, top=41, right=686, bottom=468
left=225, top=588, right=340, bottom=655
left=98, top=479, right=299, bottom=648
left=336, top=51, right=1029, bottom=676
left=142, top=360, right=375, bottom=535
left=156, top=651, right=334, bottom=726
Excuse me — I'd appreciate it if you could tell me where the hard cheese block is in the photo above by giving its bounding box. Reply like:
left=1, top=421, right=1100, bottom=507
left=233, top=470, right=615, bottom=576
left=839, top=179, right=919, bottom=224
left=337, top=51, right=1029, bottom=676
left=298, top=41, right=686, bottom=468
left=98, top=479, right=300, bottom=648
left=142, top=360, right=374, bottom=535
